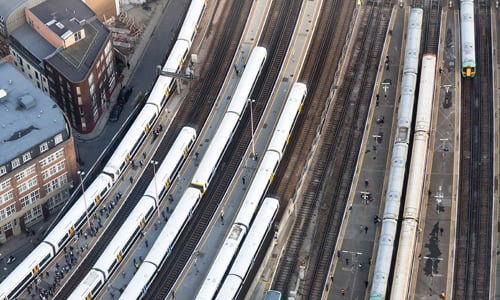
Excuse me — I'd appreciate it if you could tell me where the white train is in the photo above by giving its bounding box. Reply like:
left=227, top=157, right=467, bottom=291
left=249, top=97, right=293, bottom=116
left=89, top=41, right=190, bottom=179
left=118, top=46, right=269, bottom=299
left=195, top=83, right=307, bottom=300
left=0, top=1, right=206, bottom=299
left=67, top=127, right=196, bottom=299
left=460, top=0, right=476, bottom=78
left=391, top=54, right=436, bottom=299
left=215, top=197, right=279, bottom=300
left=191, top=46, right=267, bottom=194
left=370, top=8, right=423, bottom=299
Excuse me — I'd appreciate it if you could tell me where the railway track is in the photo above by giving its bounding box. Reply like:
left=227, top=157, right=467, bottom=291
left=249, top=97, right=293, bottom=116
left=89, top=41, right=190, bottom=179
left=145, top=0, right=305, bottom=298
left=302, top=3, right=391, bottom=298
left=269, top=1, right=392, bottom=299
left=422, top=0, right=442, bottom=54
left=453, top=0, right=493, bottom=298
left=143, top=1, right=252, bottom=297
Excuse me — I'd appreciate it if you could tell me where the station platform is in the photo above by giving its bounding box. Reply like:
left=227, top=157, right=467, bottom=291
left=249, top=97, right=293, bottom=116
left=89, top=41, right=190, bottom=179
left=327, top=6, right=405, bottom=299
left=413, top=7, right=459, bottom=300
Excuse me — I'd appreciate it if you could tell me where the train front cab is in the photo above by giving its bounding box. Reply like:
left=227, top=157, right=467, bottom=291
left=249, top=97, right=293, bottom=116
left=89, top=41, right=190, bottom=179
left=462, top=63, right=475, bottom=78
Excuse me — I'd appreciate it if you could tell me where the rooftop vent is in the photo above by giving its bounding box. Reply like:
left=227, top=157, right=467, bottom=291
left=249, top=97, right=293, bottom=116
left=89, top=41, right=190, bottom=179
left=18, top=94, right=36, bottom=110
left=0, top=89, right=6, bottom=103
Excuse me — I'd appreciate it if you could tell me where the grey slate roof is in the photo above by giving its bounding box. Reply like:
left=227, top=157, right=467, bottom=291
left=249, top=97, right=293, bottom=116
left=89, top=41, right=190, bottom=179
left=31, top=0, right=110, bottom=82
left=11, top=23, right=56, bottom=63
left=0, top=61, right=67, bottom=165
left=0, top=0, right=27, bottom=22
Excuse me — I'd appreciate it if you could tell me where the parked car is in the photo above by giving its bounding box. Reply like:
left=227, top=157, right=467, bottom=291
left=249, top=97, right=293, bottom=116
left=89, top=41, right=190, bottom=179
left=109, top=104, right=123, bottom=122
left=118, top=86, right=133, bottom=104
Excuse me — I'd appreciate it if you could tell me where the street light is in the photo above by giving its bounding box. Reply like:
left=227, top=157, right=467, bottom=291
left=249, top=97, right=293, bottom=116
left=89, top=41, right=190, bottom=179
left=77, top=170, right=92, bottom=231
left=248, top=99, right=256, bottom=159
left=150, top=160, right=161, bottom=221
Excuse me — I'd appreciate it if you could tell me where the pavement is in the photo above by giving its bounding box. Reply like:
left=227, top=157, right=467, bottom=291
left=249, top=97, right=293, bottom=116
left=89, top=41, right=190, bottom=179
left=0, top=0, right=182, bottom=284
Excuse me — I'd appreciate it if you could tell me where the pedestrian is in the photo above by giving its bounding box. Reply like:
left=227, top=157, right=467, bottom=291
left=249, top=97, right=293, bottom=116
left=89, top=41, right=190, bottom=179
left=130, top=176, right=133, bottom=183
left=359, top=225, right=364, bottom=233
left=143, top=152, right=146, bottom=159
left=345, top=258, right=349, bottom=265
left=139, top=160, right=143, bottom=167
left=364, top=226, right=368, bottom=234
left=364, top=179, right=369, bottom=187
left=122, top=271, right=126, bottom=278
left=348, top=204, right=352, bottom=211
left=242, top=177, right=246, bottom=185
left=127, top=62, right=130, bottom=69
left=341, top=288, right=345, bottom=296
left=440, top=227, right=444, bottom=236
left=145, top=240, right=149, bottom=248
left=365, top=281, right=369, bottom=288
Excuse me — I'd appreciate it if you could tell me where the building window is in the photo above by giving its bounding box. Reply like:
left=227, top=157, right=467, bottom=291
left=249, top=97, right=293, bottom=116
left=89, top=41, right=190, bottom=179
left=18, top=176, right=37, bottom=194
left=0, top=203, right=16, bottom=221
left=40, top=142, right=49, bottom=153
left=45, top=173, right=67, bottom=194
left=20, top=189, right=40, bottom=208
left=0, top=190, right=13, bottom=205
left=47, top=189, right=69, bottom=210
left=42, top=161, right=65, bottom=180
left=0, top=166, right=6, bottom=176
left=0, top=179, right=11, bottom=191
left=39, top=149, right=64, bottom=168
left=11, top=158, right=20, bottom=169
left=22, top=152, right=31, bottom=163
left=24, top=205, right=42, bottom=226
left=54, top=133, right=63, bottom=145
left=3, top=222, right=12, bottom=231
left=74, top=31, right=82, bottom=42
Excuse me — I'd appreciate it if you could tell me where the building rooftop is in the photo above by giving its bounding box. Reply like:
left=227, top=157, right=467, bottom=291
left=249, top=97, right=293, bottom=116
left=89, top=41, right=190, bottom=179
left=11, top=23, right=56, bottom=65
left=0, top=0, right=28, bottom=22
left=31, top=0, right=110, bottom=82
left=0, top=61, right=67, bottom=165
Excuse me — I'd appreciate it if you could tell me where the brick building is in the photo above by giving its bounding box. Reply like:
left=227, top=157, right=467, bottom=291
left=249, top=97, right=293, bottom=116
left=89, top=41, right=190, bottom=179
left=7, top=0, right=117, bottom=133
left=0, top=61, right=78, bottom=242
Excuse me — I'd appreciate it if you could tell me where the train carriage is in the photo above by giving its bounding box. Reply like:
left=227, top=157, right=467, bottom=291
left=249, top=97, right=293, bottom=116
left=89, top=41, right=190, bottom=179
left=267, top=83, right=306, bottom=155
left=216, top=198, right=279, bottom=300
left=102, top=106, right=158, bottom=181
left=177, top=0, right=207, bottom=43
left=371, top=219, right=398, bottom=298
left=90, top=197, right=157, bottom=280
left=226, top=47, right=267, bottom=116
left=119, top=187, right=202, bottom=299
left=67, top=270, right=105, bottom=300
left=460, top=0, right=476, bottom=77
left=191, top=112, right=240, bottom=193
left=196, top=224, right=248, bottom=300
left=0, top=243, right=54, bottom=300
left=414, top=54, right=436, bottom=132
left=234, top=151, right=280, bottom=228
left=143, top=126, right=196, bottom=201
left=147, top=39, right=191, bottom=109
left=382, top=143, right=408, bottom=220
left=403, top=8, right=423, bottom=74
left=44, top=173, right=113, bottom=251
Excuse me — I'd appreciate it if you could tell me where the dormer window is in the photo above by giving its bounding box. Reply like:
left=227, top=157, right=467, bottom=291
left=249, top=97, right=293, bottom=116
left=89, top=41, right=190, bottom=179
left=74, top=31, right=82, bottom=42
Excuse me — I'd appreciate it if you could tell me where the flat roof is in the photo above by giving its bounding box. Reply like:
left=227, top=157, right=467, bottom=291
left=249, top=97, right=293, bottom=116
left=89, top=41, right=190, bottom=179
left=11, top=23, right=56, bottom=64
left=0, top=0, right=27, bottom=22
left=0, top=61, right=67, bottom=165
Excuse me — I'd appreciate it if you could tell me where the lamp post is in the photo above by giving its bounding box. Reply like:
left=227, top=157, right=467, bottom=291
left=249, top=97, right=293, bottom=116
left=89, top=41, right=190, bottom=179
left=150, top=160, right=161, bottom=221
left=77, top=170, right=91, bottom=231
left=249, top=99, right=256, bottom=159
